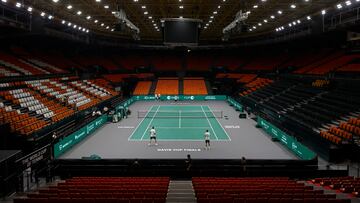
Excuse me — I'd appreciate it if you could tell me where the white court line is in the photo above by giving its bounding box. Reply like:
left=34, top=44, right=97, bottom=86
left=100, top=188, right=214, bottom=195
left=140, top=105, right=160, bottom=140
left=128, top=105, right=154, bottom=141
left=201, top=105, right=218, bottom=140
left=206, top=105, right=232, bottom=141
left=153, top=105, right=206, bottom=108
left=156, top=127, right=209, bottom=129
left=128, top=139, right=231, bottom=142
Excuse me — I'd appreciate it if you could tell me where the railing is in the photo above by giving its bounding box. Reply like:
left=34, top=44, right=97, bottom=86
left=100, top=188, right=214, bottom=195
left=0, top=3, right=31, bottom=32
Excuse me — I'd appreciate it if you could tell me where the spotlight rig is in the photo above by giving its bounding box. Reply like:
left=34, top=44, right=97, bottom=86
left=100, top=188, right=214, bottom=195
left=222, top=10, right=249, bottom=41
left=112, top=8, right=140, bottom=40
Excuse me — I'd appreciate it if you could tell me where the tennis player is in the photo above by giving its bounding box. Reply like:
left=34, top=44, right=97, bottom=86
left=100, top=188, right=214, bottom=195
left=204, top=129, right=210, bottom=150
left=148, top=126, right=158, bottom=146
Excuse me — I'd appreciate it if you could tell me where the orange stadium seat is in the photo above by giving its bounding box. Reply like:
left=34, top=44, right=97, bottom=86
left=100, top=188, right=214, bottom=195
left=183, top=79, right=208, bottom=95
left=155, top=79, right=179, bottom=95
left=133, top=81, right=152, bottom=95
left=0, top=78, right=117, bottom=136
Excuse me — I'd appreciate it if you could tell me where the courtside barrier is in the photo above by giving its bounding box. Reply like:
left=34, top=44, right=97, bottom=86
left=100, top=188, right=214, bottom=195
left=257, top=117, right=316, bottom=160
left=54, top=114, right=107, bottom=158
left=227, top=97, right=243, bottom=111
left=132, top=95, right=227, bottom=101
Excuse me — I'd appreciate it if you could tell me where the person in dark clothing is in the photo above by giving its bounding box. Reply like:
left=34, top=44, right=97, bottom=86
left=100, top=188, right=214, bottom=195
left=241, top=156, right=247, bottom=176
left=185, top=154, right=192, bottom=172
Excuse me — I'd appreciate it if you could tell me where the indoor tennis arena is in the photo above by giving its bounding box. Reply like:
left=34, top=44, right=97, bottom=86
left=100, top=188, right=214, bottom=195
left=0, top=0, right=360, bottom=203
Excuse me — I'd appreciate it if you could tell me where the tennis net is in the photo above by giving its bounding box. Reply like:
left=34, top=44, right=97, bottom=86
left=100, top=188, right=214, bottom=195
left=137, top=110, right=223, bottom=119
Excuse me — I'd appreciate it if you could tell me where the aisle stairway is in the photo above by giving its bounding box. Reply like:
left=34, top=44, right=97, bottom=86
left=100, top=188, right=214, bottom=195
left=300, top=180, right=360, bottom=203
left=166, top=180, right=197, bottom=203
left=149, top=80, right=157, bottom=95
left=179, top=79, right=184, bottom=95
left=205, top=80, right=213, bottom=95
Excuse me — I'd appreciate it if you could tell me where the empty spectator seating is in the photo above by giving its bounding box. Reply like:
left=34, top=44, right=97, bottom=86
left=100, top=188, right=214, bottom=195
left=14, top=177, right=169, bottom=203
left=155, top=79, right=179, bottom=95
left=213, top=55, right=243, bottom=70
left=0, top=52, right=50, bottom=75
left=237, top=74, right=257, bottom=83
left=284, top=87, right=360, bottom=134
left=151, top=55, right=182, bottom=71
left=69, top=79, right=116, bottom=100
left=294, top=51, right=343, bottom=74
left=0, top=78, right=117, bottom=136
left=32, top=50, right=81, bottom=71
left=319, top=116, right=360, bottom=145
left=72, top=55, right=118, bottom=71
left=336, top=63, right=360, bottom=72
left=312, top=80, right=330, bottom=88
left=183, top=79, right=208, bottom=95
left=242, top=55, right=287, bottom=71
left=283, top=49, right=334, bottom=70
left=216, top=74, right=257, bottom=83
left=10, top=47, right=67, bottom=73
left=239, top=78, right=273, bottom=96
left=319, top=131, right=344, bottom=145
left=103, top=74, right=126, bottom=83
left=104, top=74, right=154, bottom=83
left=111, top=55, right=148, bottom=70
left=0, top=65, right=21, bottom=77
left=193, top=177, right=350, bottom=203
left=239, top=78, right=360, bottom=145
left=186, top=54, right=212, bottom=71
left=244, top=81, right=320, bottom=115
left=216, top=73, right=242, bottom=79
left=0, top=89, right=52, bottom=135
left=312, top=177, right=360, bottom=197
left=26, top=58, right=66, bottom=73
left=307, top=54, right=360, bottom=75
left=27, top=79, right=94, bottom=111
left=134, top=81, right=152, bottom=95
left=292, top=52, right=360, bottom=74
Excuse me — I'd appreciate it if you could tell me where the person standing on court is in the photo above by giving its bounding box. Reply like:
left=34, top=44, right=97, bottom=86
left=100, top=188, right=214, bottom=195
left=148, top=126, right=158, bottom=146
left=204, top=129, right=211, bottom=150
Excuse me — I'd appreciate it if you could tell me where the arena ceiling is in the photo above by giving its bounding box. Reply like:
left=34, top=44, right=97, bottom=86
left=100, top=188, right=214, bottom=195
left=25, top=0, right=343, bottom=41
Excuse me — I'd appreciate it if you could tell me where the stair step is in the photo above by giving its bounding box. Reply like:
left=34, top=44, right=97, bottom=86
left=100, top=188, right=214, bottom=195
left=167, top=193, right=195, bottom=198
left=167, top=180, right=196, bottom=203
left=168, top=189, right=194, bottom=193
left=169, top=180, right=192, bottom=184
left=169, top=186, right=193, bottom=189
left=166, top=199, right=196, bottom=203
left=169, top=182, right=193, bottom=186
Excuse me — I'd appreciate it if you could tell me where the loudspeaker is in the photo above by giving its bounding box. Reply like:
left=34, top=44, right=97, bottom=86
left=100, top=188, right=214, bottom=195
left=239, top=113, right=247, bottom=119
